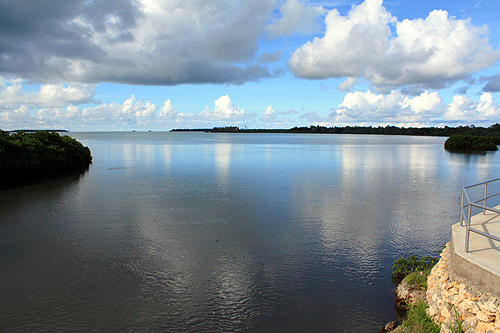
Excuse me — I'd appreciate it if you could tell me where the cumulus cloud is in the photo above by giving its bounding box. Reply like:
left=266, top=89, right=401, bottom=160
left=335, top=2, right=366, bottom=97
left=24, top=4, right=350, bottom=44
left=267, top=0, right=326, bottom=37
left=202, top=95, right=249, bottom=121
left=34, top=96, right=163, bottom=129
left=0, top=0, right=276, bottom=85
left=330, top=90, right=445, bottom=124
left=0, top=79, right=262, bottom=130
left=443, top=92, right=499, bottom=122
left=263, top=105, right=276, bottom=119
left=0, top=79, right=95, bottom=109
left=289, top=0, right=500, bottom=90
left=481, top=74, right=500, bottom=92
left=338, top=77, right=358, bottom=92
left=324, top=89, right=500, bottom=126
left=158, top=100, right=178, bottom=119
left=0, top=78, right=177, bottom=129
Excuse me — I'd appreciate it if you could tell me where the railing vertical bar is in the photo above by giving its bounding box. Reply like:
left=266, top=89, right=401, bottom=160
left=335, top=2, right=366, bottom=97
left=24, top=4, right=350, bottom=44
left=460, top=190, right=465, bottom=226
left=465, top=204, right=471, bottom=253
left=483, top=183, right=488, bottom=215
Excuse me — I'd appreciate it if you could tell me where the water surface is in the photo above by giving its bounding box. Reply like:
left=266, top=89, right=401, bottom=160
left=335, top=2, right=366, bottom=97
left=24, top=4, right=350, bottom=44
left=1, top=132, right=499, bottom=332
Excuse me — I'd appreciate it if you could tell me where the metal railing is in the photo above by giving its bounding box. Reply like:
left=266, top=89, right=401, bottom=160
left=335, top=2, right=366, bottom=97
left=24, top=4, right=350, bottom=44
left=460, top=178, right=500, bottom=252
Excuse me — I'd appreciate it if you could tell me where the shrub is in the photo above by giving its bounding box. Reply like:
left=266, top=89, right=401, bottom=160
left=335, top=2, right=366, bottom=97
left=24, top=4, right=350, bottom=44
left=0, top=130, right=92, bottom=183
left=392, top=254, right=439, bottom=279
left=444, top=134, right=498, bottom=152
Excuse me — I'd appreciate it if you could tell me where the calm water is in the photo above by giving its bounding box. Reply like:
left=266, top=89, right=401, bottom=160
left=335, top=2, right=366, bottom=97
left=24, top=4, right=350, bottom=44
left=1, top=132, right=499, bottom=332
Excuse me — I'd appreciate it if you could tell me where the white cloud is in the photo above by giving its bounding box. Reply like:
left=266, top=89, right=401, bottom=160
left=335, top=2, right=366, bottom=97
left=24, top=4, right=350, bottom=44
left=290, top=0, right=394, bottom=79
left=0, top=78, right=178, bottom=130
left=263, top=105, right=276, bottom=119
left=326, top=89, right=499, bottom=126
left=36, top=84, right=96, bottom=107
left=290, top=0, right=500, bottom=90
left=443, top=92, right=499, bottom=122
left=122, top=95, right=157, bottom=118
left=0, top=105, right=30, bottom=125
left=159, top=100, right=178, bottom=119
left=0, top=79, right=261, bottom=130
left=338, top=77, right=358, bottom=92
left=0, top=79, right=95, bottom=110
left=330, top=89, right=445, bottom=124
left=267, top=0, right=326, bottom=37
left=203, top=95, right=247, bottom=120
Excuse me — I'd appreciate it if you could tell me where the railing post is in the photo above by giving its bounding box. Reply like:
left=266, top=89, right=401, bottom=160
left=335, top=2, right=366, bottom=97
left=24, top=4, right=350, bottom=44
left=460, top=190, right=465, bottom=226
left=483, top=183, right=488, bottom=215
left=465, top=204, right=471, bottom=253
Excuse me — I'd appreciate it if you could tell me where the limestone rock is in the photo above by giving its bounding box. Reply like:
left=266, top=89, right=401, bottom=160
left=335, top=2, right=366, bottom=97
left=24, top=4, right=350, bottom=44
left=384, top=321, right=398, bottom=332
left=478, top=299, right=499, bottom=314
left=395, top=279, right=426, bottom=307
left=476, top=309, right=495, bottom=323
left=425, top=242, right=500, bottom=333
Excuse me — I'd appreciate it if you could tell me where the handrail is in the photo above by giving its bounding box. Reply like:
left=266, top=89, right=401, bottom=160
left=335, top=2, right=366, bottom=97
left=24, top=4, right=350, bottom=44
left=464, top=177, right=500, bottom=189
left=469, top=203, right=500, bottom=214
left=460, top=178, right=500, bottom=252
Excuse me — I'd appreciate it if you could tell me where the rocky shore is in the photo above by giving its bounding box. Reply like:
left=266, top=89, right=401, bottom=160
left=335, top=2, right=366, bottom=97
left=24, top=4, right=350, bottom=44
left=426, top=243, right=500, bottom=333
left=384, top=243, right=500, bottom=333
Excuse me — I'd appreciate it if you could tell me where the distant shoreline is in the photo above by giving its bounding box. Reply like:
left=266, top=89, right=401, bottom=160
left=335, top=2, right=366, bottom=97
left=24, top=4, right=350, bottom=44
left=171, top=124, right=500, bottom=138
left=8, top=129, right=68, bottom=133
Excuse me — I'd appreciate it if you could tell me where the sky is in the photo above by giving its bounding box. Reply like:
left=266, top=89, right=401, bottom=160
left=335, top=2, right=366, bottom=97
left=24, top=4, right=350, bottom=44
left=0, top=0, right=499, bottom=131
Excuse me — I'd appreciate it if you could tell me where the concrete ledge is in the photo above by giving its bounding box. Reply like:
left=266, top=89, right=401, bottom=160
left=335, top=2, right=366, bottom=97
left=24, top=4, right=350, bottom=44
left=451, top=206, right=500, bottom=297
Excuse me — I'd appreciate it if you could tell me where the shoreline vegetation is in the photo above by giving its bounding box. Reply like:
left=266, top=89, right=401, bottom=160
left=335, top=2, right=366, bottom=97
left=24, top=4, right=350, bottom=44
left=0, top=130, right=92, bottom=186
left=382, top=252, right=443, bottom=333
left=172, top=124, right=500, bottom=152
left=171, top=123, right=499, bottom=137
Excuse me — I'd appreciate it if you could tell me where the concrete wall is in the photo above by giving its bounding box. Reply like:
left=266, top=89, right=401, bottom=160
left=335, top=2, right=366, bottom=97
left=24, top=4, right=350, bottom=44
left=451, top=239, right=500, bottom=297
left=426, top=243, right=500, bottom=333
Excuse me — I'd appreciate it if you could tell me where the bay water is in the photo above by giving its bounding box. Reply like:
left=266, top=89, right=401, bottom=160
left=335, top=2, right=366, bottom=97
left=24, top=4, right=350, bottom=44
left=1, top=132, right=499, bottom=332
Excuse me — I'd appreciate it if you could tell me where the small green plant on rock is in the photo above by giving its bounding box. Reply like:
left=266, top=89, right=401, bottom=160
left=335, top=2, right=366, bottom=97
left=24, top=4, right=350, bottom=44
left=404, top=269, right=431, bottom=290
left=446, top=308, right=464, bottom=333
left=400, top=299, right=440, bottom=333
left=392, top=254, right=439, bottom=280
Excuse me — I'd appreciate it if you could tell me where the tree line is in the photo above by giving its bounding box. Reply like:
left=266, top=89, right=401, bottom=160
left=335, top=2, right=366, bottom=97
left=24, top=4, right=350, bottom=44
left=174, top=124, right=499, bottom=139
left=0, top=130, right=92, bottom=184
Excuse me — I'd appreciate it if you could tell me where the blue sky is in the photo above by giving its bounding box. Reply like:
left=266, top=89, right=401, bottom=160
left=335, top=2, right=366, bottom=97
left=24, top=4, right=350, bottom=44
left=0, top=0, right=499, bottom=131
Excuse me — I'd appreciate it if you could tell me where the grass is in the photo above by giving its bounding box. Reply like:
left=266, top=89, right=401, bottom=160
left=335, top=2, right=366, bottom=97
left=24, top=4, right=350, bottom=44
left=400, top=299, right=440, bottom=333
left=446, top=308, right=464, bottom=333
left=404, top=268, right=432, bottom=290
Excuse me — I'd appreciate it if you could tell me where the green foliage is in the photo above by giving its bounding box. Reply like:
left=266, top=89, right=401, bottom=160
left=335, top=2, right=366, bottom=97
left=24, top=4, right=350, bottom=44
left=446, top=308, right=464, bottom=333
left=404, top=269, right=432, bottom=290
left=392, top=254, right=439, bottom=279
left=211, top=126, right=240, bottom=132
left=171, top=123, right=500, bottom=138
left=0, top=130, right=92, bottom=183
left=400, top=300, right=440, bottom=333
left=444, top=134, right=498, bottom=152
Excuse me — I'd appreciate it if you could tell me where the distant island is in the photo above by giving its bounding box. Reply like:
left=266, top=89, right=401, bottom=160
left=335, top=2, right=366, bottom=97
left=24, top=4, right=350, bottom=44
left=0, top=130, right=92, bottom=185
left=172, top=124, right=499, bottom=137
left=8, top=129, right=69, bottom=133
left=172, top=124, right=500, bottom=152
left=444, top=134, right=498, bottom=152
